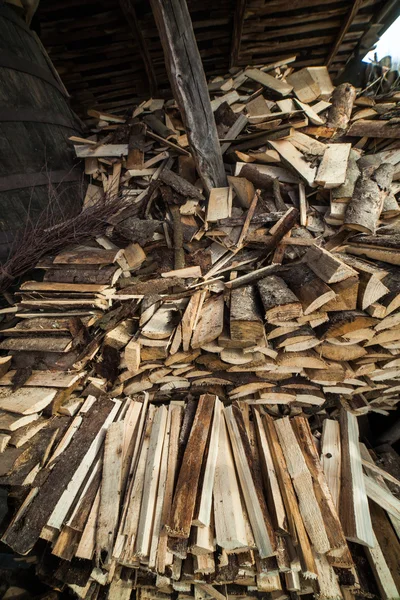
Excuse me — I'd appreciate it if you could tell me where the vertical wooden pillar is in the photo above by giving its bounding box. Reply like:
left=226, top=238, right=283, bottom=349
left=150, top=0, right=227, bottom=193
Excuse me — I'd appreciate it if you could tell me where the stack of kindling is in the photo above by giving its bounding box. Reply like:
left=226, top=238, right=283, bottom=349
left=2, top=394, right=400, bottom=600
left=0, top=57, right=400, bottom=599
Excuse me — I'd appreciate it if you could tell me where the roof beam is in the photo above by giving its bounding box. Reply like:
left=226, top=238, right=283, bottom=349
left=230, top=0, right=247, bottom=68
left=150, top=0, right=227, bottom=193
left=325, top=0, right=362, bottom=68
left=119, top=0, right=158, bottom=97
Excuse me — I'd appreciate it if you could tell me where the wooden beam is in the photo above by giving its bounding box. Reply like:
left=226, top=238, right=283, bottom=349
left=230, top=0, right=247, bottom=68
left=150, top=0, right=227, bottom=193
left=325, top=0, right=363, bottom=68
left=119, top=0, right=158, bottom=97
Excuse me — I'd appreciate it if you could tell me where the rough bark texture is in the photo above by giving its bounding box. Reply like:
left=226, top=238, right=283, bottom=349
left=150, top=0, right=226, bottom=193
left=2, top=399, right=116, bottom=554
left=327, top=82, right=356, bottom=129
left=344, top=163, right=394, bottom=235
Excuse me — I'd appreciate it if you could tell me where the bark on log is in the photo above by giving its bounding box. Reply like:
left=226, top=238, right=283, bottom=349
left=150, top=0, right=226, bottom=193
left=344, top=163, right=394, bottom=235
left=327, top=83, right=356, bottom=130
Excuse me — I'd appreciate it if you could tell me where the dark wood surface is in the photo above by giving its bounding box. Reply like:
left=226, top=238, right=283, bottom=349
left=150, top=0, right=227, bottom=192
left=0, top=5, right=83, bottom=259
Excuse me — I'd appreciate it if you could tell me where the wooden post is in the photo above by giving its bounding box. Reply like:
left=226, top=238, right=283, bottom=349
left=150, top=0, right=227, bottom=193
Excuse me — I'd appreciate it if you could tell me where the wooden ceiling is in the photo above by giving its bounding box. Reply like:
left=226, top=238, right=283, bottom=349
left=36, top=0, right=400, bottom=120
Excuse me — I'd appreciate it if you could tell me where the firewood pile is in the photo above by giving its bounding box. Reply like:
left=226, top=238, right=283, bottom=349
left=0, top=59, right=400, bottom=599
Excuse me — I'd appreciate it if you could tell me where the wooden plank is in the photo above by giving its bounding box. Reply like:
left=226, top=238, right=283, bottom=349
left=167, top=394, right=215, bottom=538
left=135, top=405, right=168, bottom=557
left=53, top=247, right=122, bottom=265
left=0, top=371, right=83, bottom=388
left=0, top=337, right=72, bottom=353
left=315, top=143, right=351, bottom=188
left=268, top=140, right=316, bottom=186
left=213, top=415, right=248, bottom=551
left=253, top=409, right=288, bottom=534
left=263, top=413, right=317, bottom=577
left=339, top=409, right=374, bottom=547
left=193, top=396, right=222, bottom=527
left=245, top=68, right=293, bottom=97
left=46, top=401, right=121, bottom=532
left=96, top=420, right=124, bottom=564
left=225, top=404, right=276, bottom=558
left=75, top=144, right=128, bottom=157
left=275, top=417, right=330, bottom=554
left=0, top=387, right=58, bottom=415
left=321, top=419, right=341, bottom=511
left=148, top=406, right=171, bottom=569
left=293, top=416, right=352, bottom=566
left=150, top=0, right=226, bottom=192
left=206, top=187, right=232, bottom=222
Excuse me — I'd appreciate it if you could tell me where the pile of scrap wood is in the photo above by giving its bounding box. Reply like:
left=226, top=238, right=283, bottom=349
left=2, top=394, right=400, bottom=600
left=0, top=58, right=400, bottom=599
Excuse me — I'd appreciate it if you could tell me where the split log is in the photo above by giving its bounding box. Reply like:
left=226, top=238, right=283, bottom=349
left=167, top=394, right=215, bottom=537
left=257, top=275, right=302, bottom=322
left=339, top=409, right=374, bottom=547
left=230, top=285, right=264, bottom=341
left=327, top=83, right=356, bottom=130
left=344, top=164, right=394, bottom=235
left=150, top=0, right=226, bottom=192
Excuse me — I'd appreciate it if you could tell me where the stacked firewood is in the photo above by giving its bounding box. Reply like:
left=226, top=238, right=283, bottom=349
left=2, top=393, right=400, bottom=600
left=0, top=58, right=400, bottom=599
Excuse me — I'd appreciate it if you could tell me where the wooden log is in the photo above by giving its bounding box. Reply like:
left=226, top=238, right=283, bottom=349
left=280, top=264, right=335, bottom=314
left=191, top=295, right=224, bottom=349
left=167, top=394, right=215, bottom=538
left=257, top=275, right=302, bottom=322
left=347, top=119, right=400, bottom=138
left=344, top=164, right=394, bottom=235
left=305, top=245, right=358, bottom=284
left=157, top=404, right=182, bottom=573
left=339, top=409, right=374, bottom=547
left=327, top=83, right=356, bottom=130
left=150, top=0, right=226, bottom=192
left=230, top=285, right=264, bottom=341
